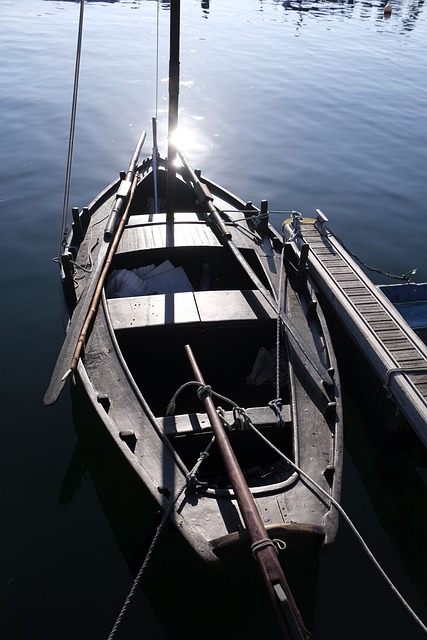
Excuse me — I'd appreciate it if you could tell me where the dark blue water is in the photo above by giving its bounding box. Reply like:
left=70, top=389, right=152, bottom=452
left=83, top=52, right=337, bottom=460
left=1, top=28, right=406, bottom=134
left=1, top=0, right=427, bottom=638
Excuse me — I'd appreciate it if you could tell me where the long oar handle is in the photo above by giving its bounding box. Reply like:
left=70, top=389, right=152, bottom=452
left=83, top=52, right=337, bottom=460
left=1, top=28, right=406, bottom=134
left=178, top=150, right=231, bottom=238
left=184, top=345, right=308, bottom=640
left=44, top=132, right=146, bottom=406
left=66, top=168, right=140, bottom=377
left=178, top=150, right=333, bottom=388
left=104, top=130, right=146, bottom=236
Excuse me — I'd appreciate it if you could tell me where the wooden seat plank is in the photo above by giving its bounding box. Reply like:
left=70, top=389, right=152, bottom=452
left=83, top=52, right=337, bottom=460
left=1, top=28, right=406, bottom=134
left=159, top=405, right=292, bottom=436
left=108, top=292, right=200, bottom=330
left=108, top=289, right=277, bottom=331
left=194, top=289, right=277, bottom=322
left=117, top=222, right=221, bottom=253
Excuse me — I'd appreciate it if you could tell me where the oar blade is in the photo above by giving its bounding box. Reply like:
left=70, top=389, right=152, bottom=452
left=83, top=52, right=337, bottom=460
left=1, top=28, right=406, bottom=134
left=44, top=132, right=147, bottom=407
left=43, top=289, right=93, bottom=406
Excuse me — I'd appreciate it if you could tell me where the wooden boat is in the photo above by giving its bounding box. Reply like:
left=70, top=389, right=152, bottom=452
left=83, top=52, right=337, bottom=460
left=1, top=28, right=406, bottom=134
left=44, top=3, right=342, bottom=637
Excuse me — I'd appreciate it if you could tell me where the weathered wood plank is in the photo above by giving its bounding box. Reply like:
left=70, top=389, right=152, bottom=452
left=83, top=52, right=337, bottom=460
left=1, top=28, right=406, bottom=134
left=108, top=289, right=277, bottom=331
left=298, top=220, right=427, bottom=446
left=159, top=405, right=292, bottom=435
left=117, top=222, right=222, bottom=253
left=108, top=291, right=200, bottom=329
left=194, top=289, right=277, bottom=322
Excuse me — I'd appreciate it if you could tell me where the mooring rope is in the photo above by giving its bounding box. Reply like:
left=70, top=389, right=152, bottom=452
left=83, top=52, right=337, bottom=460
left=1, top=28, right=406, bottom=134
left=248, top=421, right=427, bottom=636
left=106, top=437, right=214, bottom=640
left=325, top=227, right=417, bottom=283
left=107, top=370, right=426, bottom=637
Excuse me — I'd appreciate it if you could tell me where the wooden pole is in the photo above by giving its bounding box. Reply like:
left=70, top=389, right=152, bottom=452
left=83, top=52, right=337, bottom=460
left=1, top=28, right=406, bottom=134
left=166, top=0, right=180, bottom=220
left=66, top=167, right=140, bottom=376
left=43, top=131, right=146, bottom=406
left=184, top=344, right=309, bottom=640
left=177, top=149, right=333, bottom=388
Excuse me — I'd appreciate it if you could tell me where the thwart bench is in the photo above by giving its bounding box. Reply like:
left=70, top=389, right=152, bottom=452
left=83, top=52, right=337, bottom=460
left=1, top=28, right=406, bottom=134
left=107, top=289, right=277, bottom=331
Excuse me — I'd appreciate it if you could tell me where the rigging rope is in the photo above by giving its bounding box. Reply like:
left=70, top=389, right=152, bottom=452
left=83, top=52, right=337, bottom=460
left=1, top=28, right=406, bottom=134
left=106, top=371, right=427, bottom=637
left=59, top=0, right=85, bottom=259
left=248, top=422, right=427, bottom=636
left=162, top=369, right=427, bottom=634
left=275, top=246, right=286, bottom=402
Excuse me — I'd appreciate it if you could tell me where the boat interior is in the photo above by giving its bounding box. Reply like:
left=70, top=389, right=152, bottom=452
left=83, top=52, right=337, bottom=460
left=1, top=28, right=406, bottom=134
left=100, top=178, right=297, bottom=489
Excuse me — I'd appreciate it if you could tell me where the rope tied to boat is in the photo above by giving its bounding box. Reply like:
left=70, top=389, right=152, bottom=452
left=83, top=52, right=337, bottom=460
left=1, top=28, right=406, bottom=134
left=232, top=406, right=252, bottom=430
left=215, top=405, right=257, bottom=432
left=186, top=442, right=215, bottom=491
left=285, top=211, right=303, bottom=242
left=271, top=244, right=286, bottom=420
left=106, top=437, right=214, bottom=640
left=247, top=422, right=427, bottom=637
left=251, top=537, right=286, bottom=559
left=268, top=398, right=284, bottom=426
left=58, top=0, right=85, bottom=259
left=166, top=380, right=238, bottom=416
left=197, top=384, right=212, bottom=400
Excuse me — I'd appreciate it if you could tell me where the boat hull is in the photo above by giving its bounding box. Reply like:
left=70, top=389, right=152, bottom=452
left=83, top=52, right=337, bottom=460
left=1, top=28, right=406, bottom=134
left=59, top=157, right=343, bottom=571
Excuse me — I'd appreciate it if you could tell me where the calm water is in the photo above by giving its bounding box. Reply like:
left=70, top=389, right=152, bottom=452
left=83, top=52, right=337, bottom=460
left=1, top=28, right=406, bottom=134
left=1, top=0, right=427, bottom=638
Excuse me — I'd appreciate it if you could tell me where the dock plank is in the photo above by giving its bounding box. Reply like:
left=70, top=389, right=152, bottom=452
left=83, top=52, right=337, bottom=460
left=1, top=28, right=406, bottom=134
left=291, top=219, right=427, bottom=447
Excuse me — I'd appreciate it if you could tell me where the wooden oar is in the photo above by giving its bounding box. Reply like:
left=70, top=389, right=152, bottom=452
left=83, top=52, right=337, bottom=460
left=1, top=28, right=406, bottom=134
left=104, top=131, right=147, bottom=237
left=44, top=131, right=146, bottom=407
left=185, top=344, right=309, bottom=640
left=177, top=150, right=333, bottom=388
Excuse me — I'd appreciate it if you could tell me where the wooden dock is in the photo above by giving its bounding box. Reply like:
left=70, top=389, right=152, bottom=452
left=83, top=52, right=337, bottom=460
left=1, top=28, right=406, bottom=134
left=283, top=212, right=427, bottom=448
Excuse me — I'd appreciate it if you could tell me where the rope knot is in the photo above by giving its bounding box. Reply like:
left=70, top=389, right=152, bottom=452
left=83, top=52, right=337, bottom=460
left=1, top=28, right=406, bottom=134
left=186, top=472, right=197, bottom=488
left=268, top=398, right=283, bottom=425
left=232, top=406, right=251, bottom=430
left=217, top=406, right=232, bottom=430
left=197, top=384, right=212, bottom=400
left=285, top=211, right=303, bottom=242
left=251, top=537, right=286, bottom=559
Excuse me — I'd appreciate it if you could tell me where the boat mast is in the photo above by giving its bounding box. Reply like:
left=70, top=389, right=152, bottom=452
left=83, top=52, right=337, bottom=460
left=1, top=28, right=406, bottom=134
left=166, top=0, right=180, bottom=219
